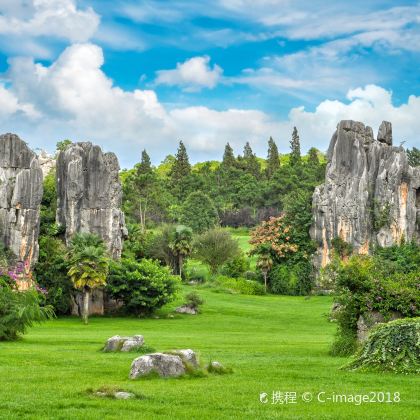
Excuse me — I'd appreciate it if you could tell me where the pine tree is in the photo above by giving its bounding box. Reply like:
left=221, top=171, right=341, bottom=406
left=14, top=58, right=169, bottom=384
left=290, top=127, right=301, bottom=166
left=222, top=143, right=236, bottom=168
left=266, top=137, right=280, bottom=178
left=137, top=149, right=152, bottom=175
left=170, top=141, right=191, bottom=182
left=242, top=142, right=260, bottom=177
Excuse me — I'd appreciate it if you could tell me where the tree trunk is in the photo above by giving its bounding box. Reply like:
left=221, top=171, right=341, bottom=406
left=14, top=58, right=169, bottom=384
left=178, top=254, right=183, bottom=278
left=82, top=289, right=90, bottom=325
left=263, top=272, right=267, bottom=292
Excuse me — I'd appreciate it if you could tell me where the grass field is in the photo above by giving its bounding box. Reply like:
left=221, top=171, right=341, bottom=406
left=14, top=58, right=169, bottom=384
left=0, top=288, right=418, bottom=419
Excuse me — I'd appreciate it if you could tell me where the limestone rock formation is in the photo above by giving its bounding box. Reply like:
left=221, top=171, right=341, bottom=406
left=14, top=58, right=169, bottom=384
left=311, top=120, right=420, bottom=269
left=0, top=133, right=43, bottom=266
left=38, top=150, right=56, bottom=178
left=56, top=142, right=127, bottom=259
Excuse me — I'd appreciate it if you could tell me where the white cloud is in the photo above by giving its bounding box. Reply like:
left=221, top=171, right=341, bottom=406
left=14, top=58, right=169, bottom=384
left=0, top=0, right=99, bottom=57
left=1, top=43, right=419, bottom=168
left=155, top=56, right=223, bottom=92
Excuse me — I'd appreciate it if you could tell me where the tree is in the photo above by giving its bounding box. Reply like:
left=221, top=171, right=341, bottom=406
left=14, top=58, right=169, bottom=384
left=56, top=139, right=72, bottom=152
left=407, top=147, right=420, bottom=167
left=290, top=127, right=301, bottom=166
left=256, top=245, right=273, bottom=292
left=170, top=141, right=191, bottom=182
left=138, top=149, right=152, bottom=174
left=194, top=229, right=240, bottom=274
left=266, top=137, right=280, bottom=178
left=241, top=142, right=260, bottom=177
left=67, top=233, right=109, bottom=324
left=169, top=225, right=193, bottom=277
left=180, top=191, right=219, bottom=233
left=307, top=147, right=320, bottom=166
left=222, top=143, right=236, bottom=168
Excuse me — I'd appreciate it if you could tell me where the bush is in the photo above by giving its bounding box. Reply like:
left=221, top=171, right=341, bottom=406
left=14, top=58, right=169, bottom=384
left=329, top=254, right=420, bottom=356
left=220, top=252, right=250, bottom=278
left=34, top=236, right=73, bottom=315
left=184, top=292, right=204, bottom=311
left=345, top=318, right=420, bottom=374
left=194, top=229, right=240, bottom=274
left=269, top=261, right=314, bottom=295
left=214, top=275, right=265, bottom=295
left=106, top=259, right=181, bottom=316
left=0, top=285, right=55, bottom=341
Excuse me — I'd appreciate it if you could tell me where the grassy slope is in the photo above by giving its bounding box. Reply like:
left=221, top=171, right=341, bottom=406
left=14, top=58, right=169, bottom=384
left=0, top=289, right=418, bottom=419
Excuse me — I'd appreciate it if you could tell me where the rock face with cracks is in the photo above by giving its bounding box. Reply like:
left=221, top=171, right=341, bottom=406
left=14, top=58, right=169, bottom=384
left=311, top=120, right=420, bottom=269
left=56, top=142, right=127, bottom=259
left=0, top=133, right=43, bottom=268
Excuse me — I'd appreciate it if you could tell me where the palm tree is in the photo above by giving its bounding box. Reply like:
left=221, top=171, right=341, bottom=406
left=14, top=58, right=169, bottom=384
left=67, top=233, right=109, bottom=324
left=256, top=250, right=273, bottom=293
left=169, top=225, right=193, bottom=278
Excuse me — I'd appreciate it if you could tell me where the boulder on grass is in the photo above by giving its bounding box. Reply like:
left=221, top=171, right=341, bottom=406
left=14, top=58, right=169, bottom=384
left=168, top=349, right=199, bottom=368
left=175, top=305, right=197, bottom=315
left=130, top=353, right=186, bottom=378
left=103, top=335, right=144, bottom=352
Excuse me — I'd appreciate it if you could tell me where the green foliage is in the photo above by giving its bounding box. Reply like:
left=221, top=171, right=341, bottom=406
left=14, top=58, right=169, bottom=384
left=222, top=142, right=236, bottom=168
left=331, top=237, right=354, bottom=259
left=194, top=229, right=240, bottom=274
left=106, top=258, right=180, bottom=316
left=180, top=191, right=219, bottom=233
left=220, top=252, right=250, bottom=278
left=67, top=233, right=109, bottom=288
left=184, top=291, right=204, bottom=311
left=35, top=236, right=73, bottom=314
left=214, top=275, right=265, bottom=295
left=56, top=139, right=72, bottom=151
left=0, top=285, right=54, bottom=341
left=289, top=126, right=301, bottom=166
left=371, top=200, right=392, bottom=231
left=269, top=260, right=314, bottom=295
left=329, top=252, right=420, bottom=356
left=346, top=318, right=420, bottom=374
left=373, top=241, right=420, bottom=274
left=266, top=137, right=280, bottom=178
left=407, top=147, right=420, bottom=167
left=122, top=224, right=155, bottom=260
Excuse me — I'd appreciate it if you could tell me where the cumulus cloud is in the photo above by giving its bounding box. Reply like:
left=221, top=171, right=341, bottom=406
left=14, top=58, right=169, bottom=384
left=155, top=56, right=223, bottom=91
left=0, top=0, right=99, bottom=57
left=1, top=43, right=419, bottom=168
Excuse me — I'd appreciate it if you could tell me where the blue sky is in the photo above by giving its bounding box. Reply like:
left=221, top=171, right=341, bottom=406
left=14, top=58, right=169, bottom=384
left=0, top=0, right=419, bottom=168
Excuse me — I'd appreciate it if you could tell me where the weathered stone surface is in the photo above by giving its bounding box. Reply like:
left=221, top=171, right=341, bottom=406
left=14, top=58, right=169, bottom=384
left=56, top=142, right=127, bottom=259
left=71, top=289, right=104, bottom=316
left=357, top=311, right=402, bottom=342
left=311, top=120, right=420, bottom=269
left=129, top=353, right=186, bottom=378
left=114, top=391, right=135, bottom=400
left=103, top=335, right=144, bottom=352
left=169, top=349, right=199, bottom=368
left=175, top=305, right=198, bottom=315
left=0, top=133, right=43, bottom=267
left=38, top=150, right=56, bottom=178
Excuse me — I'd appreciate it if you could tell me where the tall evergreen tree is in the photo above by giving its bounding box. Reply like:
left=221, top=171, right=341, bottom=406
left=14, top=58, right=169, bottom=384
left=170, top=141, right=191, bottom=182
left=241, top=142, right=260, bottom=177
left=290, top=127, right=301, bottom=166
left=266, top=137, right=280, bottom=178
left=222, top=142, right=236, bottom=168
left=138, top=149, right=152, bottom=175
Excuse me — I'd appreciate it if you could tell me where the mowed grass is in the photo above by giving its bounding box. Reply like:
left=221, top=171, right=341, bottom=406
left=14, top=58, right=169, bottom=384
left=0, top=289, right=418, bottom=419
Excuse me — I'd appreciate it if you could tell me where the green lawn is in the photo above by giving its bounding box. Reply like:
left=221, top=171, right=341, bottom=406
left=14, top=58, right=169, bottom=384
left=0, top=289, right=418, bottom=419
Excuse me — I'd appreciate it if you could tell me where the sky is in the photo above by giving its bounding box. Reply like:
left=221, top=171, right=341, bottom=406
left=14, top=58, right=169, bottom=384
left=0, top=1, right=420, bottom=168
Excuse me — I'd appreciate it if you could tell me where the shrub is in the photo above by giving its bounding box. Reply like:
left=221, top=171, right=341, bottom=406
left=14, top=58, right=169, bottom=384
left=214, top=275, right=265, bottom=295
left=269, top=261, right=314, bottom=295
left=329, top=254, right=420, bottom=356
left=194, top=229, right=240, bottom=274
left=106, top=259, right=181, bottom=316
left=345, top=318, right=420, bottom=374
left=34, top=236, right=73, bottom=315
left=184, top=292, right=204, bottom=311
left=0, top=285, right=55, bottom=341
left=220, top=253, right=250, bottom=278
